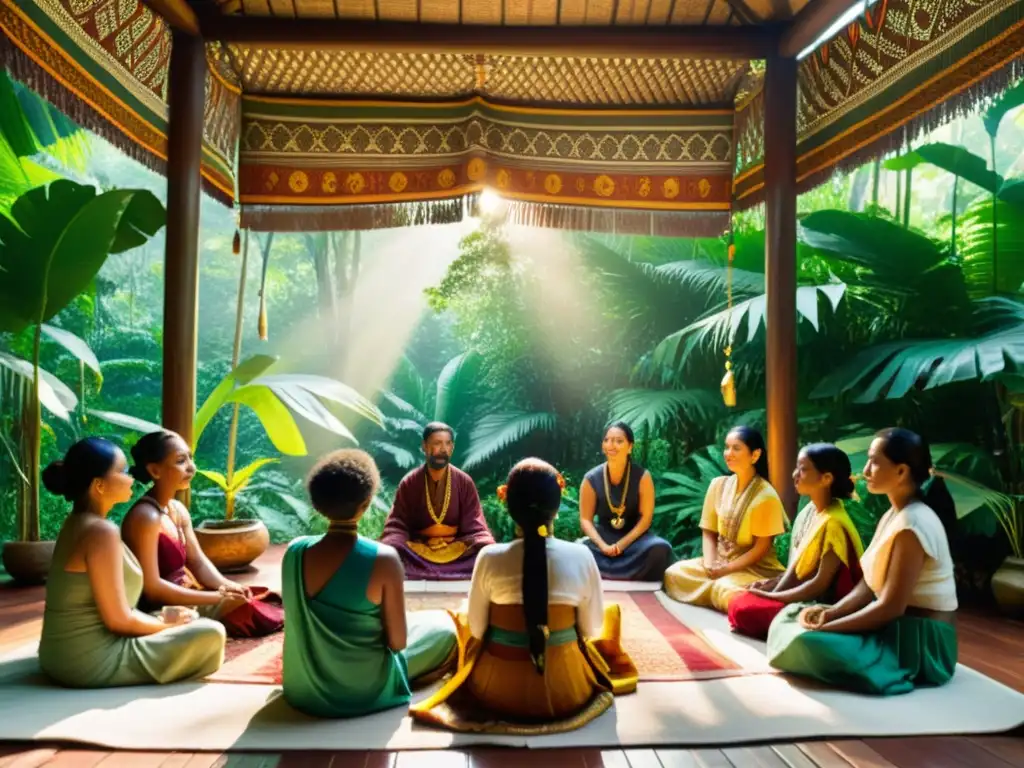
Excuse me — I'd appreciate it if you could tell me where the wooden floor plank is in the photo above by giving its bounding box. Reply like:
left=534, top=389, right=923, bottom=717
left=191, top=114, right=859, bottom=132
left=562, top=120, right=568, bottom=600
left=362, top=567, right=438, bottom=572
left=966, top=736, right=1024, bottom=766
left=157, top=754, right=198, bottom=768
left=720, top=747, right=787, bottom=767
left=652, top=751, right=700, bottom=768
left=792, top=743, right=851, bottom=768
left=45, top=751, right=115, bottom=768
left=394, top=752, right=469, bottom=768
left=689, top=751, right=731, bottom=768
left=867, top=737, right=1015, bottom=768
left=768, top=745, right=817, bottom=768
left=624, top=749, right=662, bottom=768
left=587, top=752, right=630, bottom=768
left=823, top=742, right=895, bottom=768
left=1, top=749, right=59, bottom=768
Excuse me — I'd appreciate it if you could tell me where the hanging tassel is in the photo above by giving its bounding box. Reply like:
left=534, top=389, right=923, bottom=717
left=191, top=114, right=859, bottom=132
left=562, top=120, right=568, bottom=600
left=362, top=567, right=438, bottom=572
left=721, top=229, right=737, bottom=407
left=257, top=232, right=274, bottom=341
left=257, top=295, right=268, bottom=341
left=232, top=229, right=241, bottom=255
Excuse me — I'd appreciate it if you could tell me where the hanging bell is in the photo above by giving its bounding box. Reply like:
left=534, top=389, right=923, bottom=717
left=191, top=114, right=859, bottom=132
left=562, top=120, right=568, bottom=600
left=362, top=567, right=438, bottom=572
left=721, top=360, right=736, bottom=407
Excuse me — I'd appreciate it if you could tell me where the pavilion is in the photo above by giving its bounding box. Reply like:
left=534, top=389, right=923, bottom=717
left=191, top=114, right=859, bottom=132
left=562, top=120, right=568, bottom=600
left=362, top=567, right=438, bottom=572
left=1, top=0, right=1022, bottom=511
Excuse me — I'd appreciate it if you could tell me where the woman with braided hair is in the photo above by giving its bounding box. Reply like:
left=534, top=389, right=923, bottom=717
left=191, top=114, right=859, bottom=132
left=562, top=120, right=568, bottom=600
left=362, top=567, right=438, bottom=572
left=411, top=458, right=636, bottom=734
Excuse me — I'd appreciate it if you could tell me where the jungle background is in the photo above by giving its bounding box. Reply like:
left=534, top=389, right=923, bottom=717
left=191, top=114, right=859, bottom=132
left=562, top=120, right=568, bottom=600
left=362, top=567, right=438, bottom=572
left=2, top=73, right=1023, bottom=606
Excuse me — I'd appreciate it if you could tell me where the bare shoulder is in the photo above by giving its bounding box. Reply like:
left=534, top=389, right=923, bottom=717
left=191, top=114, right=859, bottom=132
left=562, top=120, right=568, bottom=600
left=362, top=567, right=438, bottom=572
left=81, top=516, right=121, bottom=549
left=375, top=543, right=405, bottom=578
left=124, top=498, right=162, bottom=526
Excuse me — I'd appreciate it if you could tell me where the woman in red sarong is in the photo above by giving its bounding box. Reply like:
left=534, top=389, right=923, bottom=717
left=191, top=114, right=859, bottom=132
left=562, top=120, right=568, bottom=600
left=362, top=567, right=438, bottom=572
left=122, top=431, right=283, bottom=638
left=728, top=443, right=864, bottom=640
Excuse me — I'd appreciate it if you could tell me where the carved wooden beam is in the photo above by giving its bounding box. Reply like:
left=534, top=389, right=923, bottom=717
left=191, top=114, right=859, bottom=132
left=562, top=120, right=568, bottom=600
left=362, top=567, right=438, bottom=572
left=142, top=0, right=200, bottom=35
left=200, top=18, right=780, bottom=59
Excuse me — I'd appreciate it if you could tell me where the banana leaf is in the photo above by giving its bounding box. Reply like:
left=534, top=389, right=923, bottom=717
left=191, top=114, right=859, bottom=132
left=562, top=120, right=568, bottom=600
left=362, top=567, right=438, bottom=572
left=0, top=180, right=166, bottom=334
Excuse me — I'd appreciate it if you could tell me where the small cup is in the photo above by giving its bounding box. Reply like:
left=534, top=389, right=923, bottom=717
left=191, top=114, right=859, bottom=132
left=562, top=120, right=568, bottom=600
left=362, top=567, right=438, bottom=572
left=160, top=606, right=185, bottom=624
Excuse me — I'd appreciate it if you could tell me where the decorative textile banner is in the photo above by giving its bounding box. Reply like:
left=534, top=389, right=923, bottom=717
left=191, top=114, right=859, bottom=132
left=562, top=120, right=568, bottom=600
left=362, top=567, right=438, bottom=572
left=0, top=0, right=238, bottom=202
left=734, top=0, right=1024, bottom=207
left=239, top=96, right=733, bottom=232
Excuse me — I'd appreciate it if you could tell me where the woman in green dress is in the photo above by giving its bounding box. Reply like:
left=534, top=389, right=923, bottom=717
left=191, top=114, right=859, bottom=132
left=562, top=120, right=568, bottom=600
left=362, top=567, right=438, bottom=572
left=281, top=449, right=457, bottom=718
left=767, top=428, right=958, bottom=695
left=38, top=438, right=226, bottom=688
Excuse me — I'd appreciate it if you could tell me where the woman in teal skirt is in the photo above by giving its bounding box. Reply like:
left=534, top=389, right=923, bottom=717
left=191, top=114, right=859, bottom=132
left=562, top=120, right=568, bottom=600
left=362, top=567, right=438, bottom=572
left=38, top=438, right=225, bottom=688
left=767, top=428, right=958, bottom=695
left=281, top=449, right=458, bottom=718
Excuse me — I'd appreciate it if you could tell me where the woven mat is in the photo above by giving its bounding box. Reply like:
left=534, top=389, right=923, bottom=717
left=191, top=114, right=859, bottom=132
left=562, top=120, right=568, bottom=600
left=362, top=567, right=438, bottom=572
left=211, top=592, right=758, bottom=685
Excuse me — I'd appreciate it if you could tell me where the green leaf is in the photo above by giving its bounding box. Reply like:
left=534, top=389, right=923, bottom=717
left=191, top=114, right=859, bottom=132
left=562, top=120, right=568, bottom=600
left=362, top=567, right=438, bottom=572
left=370, top=440, right=419, bottom=469
left=0, top=351, right=75, bottom=420
left=193, top=354, right=279, bottom=447
left=228, top=384, right=307, bottom=456
left=982, top=78, right=1024, bottom=138
left=254, top=373, right=383, bottom=429
left=249, top=503, right=302, bottom=539
left=653, top=284, right=845, bottom=371
left=434, top=350, right=482, bottom=426
left=462, top=411, right=557, bottom=469
left=885, top=143, right=1002, bottom=193
left=41, top=324, right=101, bottom=377
left=799, top=210, right=944, bottom=272
left=0, top=70, right=39, bottom=158
left=811, top=302, right=1024, bottom=402
left=197, top=469, right=229, bottom=492
left=0, top=181, right=166, bottom=333
left=607, top=388, right=723, bottom=432
left=86, top=409, right=163, bottom=434
left=229, top=457, right=278, bottom=493
left=959, top=198, right=1024, bottom=296
left=999, top=178, right=1024, bottom=207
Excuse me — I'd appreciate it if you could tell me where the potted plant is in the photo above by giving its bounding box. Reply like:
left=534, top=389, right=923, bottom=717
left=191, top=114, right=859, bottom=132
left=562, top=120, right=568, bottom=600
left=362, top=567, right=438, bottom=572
left=189, top=352, right=383, bottom=570
left=0, top=180, right=165, bottom=583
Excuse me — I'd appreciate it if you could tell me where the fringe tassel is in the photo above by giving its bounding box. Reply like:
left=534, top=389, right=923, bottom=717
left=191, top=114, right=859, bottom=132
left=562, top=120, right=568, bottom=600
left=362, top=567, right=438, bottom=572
left=505, top=200, right=730, bottom=238
left=736, top=52, right=1024, bottom=211
left=241, top=195, right=473, bottom=232
left=796, top=56, right=1024, bottom=198
left=0, top=38, right=233, bottom=207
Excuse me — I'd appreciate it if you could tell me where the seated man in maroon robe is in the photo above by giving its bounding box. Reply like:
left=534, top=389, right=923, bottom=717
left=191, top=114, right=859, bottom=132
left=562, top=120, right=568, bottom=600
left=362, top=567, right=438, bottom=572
left=380, top=422, right=494, bottom=580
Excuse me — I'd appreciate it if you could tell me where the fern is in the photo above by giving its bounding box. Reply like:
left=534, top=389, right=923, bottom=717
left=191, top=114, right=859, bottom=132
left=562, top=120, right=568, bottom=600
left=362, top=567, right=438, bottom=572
left=607, top=388, right=723, bottom=432
left=462, top=411, right=557, bottom=469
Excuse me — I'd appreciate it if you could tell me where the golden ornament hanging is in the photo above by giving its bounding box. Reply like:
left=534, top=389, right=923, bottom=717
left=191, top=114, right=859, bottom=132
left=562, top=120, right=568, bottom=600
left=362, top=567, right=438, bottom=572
left=603, top=461, right=631, bottom=529
left=721, top=234, right=737, bottom=407
left=425, top=468, right=453, bottom=526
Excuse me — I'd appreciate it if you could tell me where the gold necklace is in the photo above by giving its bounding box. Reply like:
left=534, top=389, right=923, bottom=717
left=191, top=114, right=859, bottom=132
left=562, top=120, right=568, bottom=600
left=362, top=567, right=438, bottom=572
left=603, top=461, right=630, bottom=530
left=327, top=520, right=359, bottom=533
left=425, top=467, right=452, bottom=526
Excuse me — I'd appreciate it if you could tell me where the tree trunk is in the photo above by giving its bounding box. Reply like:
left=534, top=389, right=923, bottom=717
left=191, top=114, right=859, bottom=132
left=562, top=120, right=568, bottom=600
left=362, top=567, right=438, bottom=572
left=871, top=158, right=881, bottom=207
left=307, top=234, right=335, bottom=322
left=333, top=231, right=350, bottom=346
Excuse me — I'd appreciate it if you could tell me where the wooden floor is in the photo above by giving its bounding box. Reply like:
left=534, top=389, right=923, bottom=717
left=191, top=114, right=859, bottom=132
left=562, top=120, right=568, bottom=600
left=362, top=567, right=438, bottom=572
left=1, top=546, right=1021, bottom=768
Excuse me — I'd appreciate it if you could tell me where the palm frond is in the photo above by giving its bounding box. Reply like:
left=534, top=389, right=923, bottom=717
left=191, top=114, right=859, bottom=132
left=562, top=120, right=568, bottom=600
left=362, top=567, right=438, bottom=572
left=462, top=411, right=557, bottom=470
left=652, top=284, right=846, bottom=372
left=434, top=350, right=483, bottom=427
left=607, top=388, right=724, bottom=432
left=812, top=298, right=1024, bottom=401
left=370, top=440, right=419, bottom=470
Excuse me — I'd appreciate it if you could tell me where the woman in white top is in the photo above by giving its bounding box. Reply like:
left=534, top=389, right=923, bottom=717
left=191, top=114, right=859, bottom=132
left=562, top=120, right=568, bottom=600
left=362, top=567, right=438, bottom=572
left=411, top=458, right=637, bottom=733
left=767, top=428, right=958, bottom=695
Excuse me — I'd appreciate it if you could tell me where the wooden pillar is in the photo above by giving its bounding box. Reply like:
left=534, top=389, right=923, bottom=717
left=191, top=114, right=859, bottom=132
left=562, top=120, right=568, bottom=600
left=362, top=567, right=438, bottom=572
left=162, top=32, right=205, bottom=446
left=764, top=53, right=799, bottom=517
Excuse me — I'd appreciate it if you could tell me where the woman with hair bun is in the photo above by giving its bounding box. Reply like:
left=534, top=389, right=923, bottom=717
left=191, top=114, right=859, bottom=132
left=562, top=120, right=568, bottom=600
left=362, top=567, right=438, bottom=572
left=38, top=438, right=225, bottom=688
left=664, top=426, right=788, bottom=613
left=411, top=458, right=637, bottom=733
left=728, top=443, right=865, bottom=639
left=768, top=428, right=959, bottom=695
left=121, top=431, right=283, bottom=638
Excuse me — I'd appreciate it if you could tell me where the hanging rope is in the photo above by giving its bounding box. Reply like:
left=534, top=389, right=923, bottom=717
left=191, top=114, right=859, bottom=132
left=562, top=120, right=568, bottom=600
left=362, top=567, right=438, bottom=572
left=721, top=224, right=737, bottom=408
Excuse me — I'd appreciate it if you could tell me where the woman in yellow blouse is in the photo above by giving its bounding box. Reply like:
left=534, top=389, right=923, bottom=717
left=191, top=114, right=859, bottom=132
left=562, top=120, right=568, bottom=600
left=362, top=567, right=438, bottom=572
left=664, top=426, right=787, bottom=612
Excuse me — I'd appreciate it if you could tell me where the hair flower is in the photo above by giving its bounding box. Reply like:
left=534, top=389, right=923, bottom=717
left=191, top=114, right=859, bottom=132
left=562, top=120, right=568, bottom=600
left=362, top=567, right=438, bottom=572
left=555, top=473, right=566, bottom=491
left=496, top=484, right=508, bottom=502
left=537, top=524, right=549, bottom=537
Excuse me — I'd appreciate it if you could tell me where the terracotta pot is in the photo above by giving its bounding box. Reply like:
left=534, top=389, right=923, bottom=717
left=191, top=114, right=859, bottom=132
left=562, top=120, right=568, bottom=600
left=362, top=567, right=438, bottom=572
left=194, top=519, right=270, bottom=573
left=991, top=556, right=1024, bottom=618
left=2, top=540, right=56, bottom=585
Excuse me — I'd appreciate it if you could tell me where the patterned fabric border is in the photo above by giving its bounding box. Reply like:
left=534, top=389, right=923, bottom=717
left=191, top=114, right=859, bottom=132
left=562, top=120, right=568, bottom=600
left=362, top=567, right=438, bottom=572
left=0, top=0, right=238, bottom=203
left=734, top=0, right=1024, bottom=206
left=239, top=96, right=733, bottom=226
